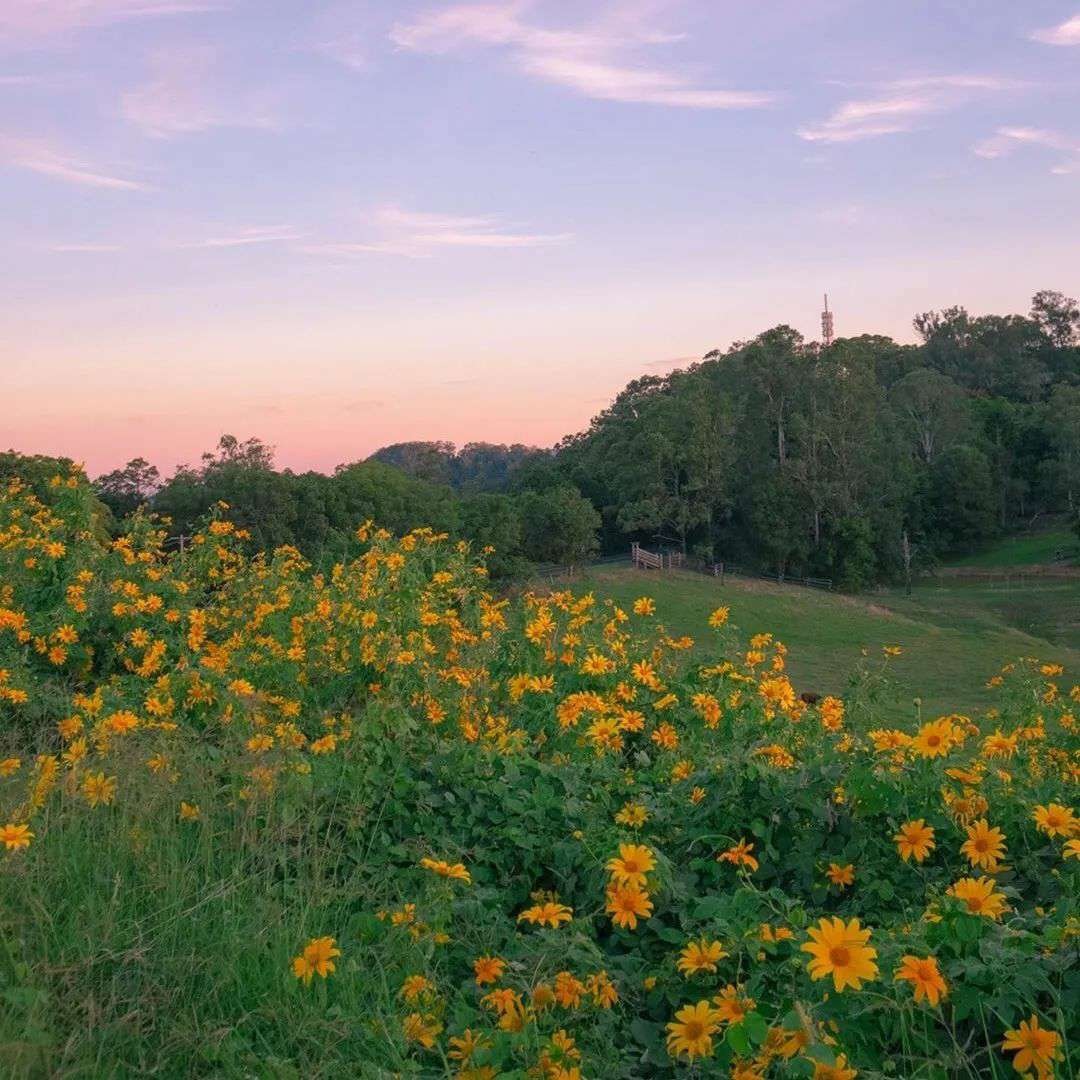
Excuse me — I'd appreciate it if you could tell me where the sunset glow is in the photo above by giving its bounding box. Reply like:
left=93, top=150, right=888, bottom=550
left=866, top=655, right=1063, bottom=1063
left=4, top=1, right=1079, bottom=474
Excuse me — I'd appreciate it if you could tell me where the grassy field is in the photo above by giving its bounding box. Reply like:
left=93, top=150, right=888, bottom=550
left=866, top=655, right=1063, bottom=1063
left=572, top=566, right=1080, bottom=719
left=947, top=527, right=1077, bottom=567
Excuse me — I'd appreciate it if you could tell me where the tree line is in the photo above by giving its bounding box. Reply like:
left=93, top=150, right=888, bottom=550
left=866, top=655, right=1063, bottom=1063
left=5, top=289, right=1078, bottom=587
left=552, top=290, right=1080, bottom=586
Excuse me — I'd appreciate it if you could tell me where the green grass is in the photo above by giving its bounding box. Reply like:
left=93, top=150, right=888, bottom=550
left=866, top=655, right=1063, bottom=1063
left=883, top=578, right=1080, bottom=653
left=573, top=567, right=1080, bottom=720
left=947, top=528, right=1077, bottom=568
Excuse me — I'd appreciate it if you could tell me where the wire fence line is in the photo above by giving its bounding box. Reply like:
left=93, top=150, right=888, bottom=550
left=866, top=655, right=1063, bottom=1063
left=533, top=549, right=834, bottom=593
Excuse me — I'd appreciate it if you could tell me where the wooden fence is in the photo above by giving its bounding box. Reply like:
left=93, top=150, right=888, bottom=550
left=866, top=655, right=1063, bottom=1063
left=631, top=543, right=684, bottom=571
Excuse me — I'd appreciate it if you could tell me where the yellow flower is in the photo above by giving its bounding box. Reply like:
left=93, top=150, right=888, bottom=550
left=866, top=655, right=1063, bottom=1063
left=605, top=843, right=656, bottom=888
left=419, top=857, right=471, bottom=884
left=814, top=1055, right=858, bottom=1080
left=666, top=999, right=721, bottom=1060
left=801, top=917, right=879, bottom=992
left=825, top=862, right=855, bottom=888
left=448, top=1028, right=488, bottom=1064
left=481, top=986, right=522, bottom=1015
left=960, top=819, right=1006, bottom=872
left=82, top=771, right=117, bottom=808
left=1032, top=803, right=1078, bottom=838
left=633, top=597, right=655, bottom=616
left=894, top=819, right=935, bottom=863
left=1001, top=1015, right=1063, bottom=1078
left=517, top=901, right=573, bottom=928
left=402, top=1011, right=442, bottom=1049
left=677, top=938, right=727, bottom=976
left=708, top=607, right=730, bottom=628
left=712, top=983, right=754, bottom=1023
left=552, top=970, right=585, bottom=1008
left=605, top=883, right=653, bottom=930
left=894, top=954, right=948, bottom=1006
left=473, top=955, right=506, bottom=985
left=947, top=876, right=1007, bottom=920
left=912, top=717, right=958, bottom=758
left=179, top=802, right=201, bottom=821
left=717, top=838, right=759, bottom=872
left=0, top=822, right=33, bottom=851
left=615, top=801, right=649, bottom=828
left=291, top=936, right=340, bottom=984
left=400, top=974, right=434, bottom=1001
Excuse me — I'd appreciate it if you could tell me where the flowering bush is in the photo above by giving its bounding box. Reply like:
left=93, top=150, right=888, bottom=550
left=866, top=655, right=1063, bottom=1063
left=0, top=469, right=1077, bottom=1078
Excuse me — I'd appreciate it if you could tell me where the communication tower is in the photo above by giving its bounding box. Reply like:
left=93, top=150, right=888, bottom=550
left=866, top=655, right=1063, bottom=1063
left=821, top=293, right=835, bottom=347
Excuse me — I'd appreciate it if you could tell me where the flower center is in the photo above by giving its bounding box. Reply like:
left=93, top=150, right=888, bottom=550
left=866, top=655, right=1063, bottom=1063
left=829, top=945, right=851, bottom=967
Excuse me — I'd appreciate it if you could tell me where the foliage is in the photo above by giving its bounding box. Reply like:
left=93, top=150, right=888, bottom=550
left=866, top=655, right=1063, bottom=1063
left=557, top=292, right=1079, bottom=581
left=1, top=471, right=1077, bottom=1078
left=369, top=440, right=549, bottom=492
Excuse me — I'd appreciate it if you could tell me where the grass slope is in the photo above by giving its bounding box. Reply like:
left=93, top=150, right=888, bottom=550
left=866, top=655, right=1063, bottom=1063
left=948, top=528, right=1077, bottom=568
left=573, top=567, right=1080, bottom=719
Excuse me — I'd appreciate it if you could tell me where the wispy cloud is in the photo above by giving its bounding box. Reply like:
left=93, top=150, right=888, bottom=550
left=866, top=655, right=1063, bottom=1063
left=0, top=1, right=219, bottom=44
left=121, top=45, right=279, bottom=138
left=387, top=3, right=773, bottom=110
left=177, top=226, right=304, bottom=249
left=0, top=134, right=147, bottom=189
left=1030, top=12, right=1080, bottom=46
left=303, top=203, right=572, bottom=259
left=49, top=242, right=123, bottom=252
left=974, top=125, right=1080, bottom=174
left=799, top=75, right=1021, bottom=144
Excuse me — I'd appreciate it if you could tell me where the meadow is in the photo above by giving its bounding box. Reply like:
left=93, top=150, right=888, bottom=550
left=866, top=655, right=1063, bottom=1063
left=573, top=564, right=1080, bottom=720
left=0, top=470, right=1077, bottom=1079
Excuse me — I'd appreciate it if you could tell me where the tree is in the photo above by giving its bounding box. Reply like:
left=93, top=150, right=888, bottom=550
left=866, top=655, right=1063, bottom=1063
left=460, top=493, right=527, bottom=579
left=1044, top=385, right=1080, bottom=512
left=1030, top=290, right=1080, bottom=349
left=518, top=487, right=600, bottom=566
left=94, top=457, right=161, bottom=519
left=925, top=445, right=997, bottom=550
left=367, top=442, right=455, bottom=485
left=738, top=325, right=807, bottom=467
left=889, top=369, right=968, bottom=465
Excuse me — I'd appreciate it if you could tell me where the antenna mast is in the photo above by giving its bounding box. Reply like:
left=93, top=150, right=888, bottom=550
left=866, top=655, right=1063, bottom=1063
left=821, top=293, right=834, bottom=347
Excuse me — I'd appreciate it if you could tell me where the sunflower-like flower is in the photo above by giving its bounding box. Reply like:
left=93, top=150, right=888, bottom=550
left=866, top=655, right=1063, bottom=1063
left=666, top=1000, right=721, bottom=1060
left=947, top=876, right=1008, bottom=920
left=801, top=917, right=878, bottom=992
left=894, top=954, right=948, bottom=1006
left=894, top=819, right=935, bottom=863
left=960, top=819, right=1007, bottom=872
left=1001, top=1015, right=1063, bottom=1078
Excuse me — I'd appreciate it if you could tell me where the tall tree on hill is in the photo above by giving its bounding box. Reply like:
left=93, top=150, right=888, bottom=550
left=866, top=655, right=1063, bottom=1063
left=93, top=457, right=161, bottom=518
left=889, top=368, right=968, bottom=465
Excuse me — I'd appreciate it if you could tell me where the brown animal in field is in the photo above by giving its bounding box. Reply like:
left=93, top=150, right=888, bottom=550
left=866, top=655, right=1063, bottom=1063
left=800, top=692, right=821, bottom=705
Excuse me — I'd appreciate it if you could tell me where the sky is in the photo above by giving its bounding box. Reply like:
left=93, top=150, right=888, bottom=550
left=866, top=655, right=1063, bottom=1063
left=3, top=1, right=1080, bottom=476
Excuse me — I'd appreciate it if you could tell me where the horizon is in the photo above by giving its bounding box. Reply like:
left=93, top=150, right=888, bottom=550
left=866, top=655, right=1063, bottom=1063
left=4, top=1, right=1080, bottom=475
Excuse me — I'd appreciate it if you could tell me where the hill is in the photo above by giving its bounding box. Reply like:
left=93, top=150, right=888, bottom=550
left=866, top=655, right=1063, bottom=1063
left=570, top=566, right=1080, bottom=719
left=945, top=526, right=1078, bottom=569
